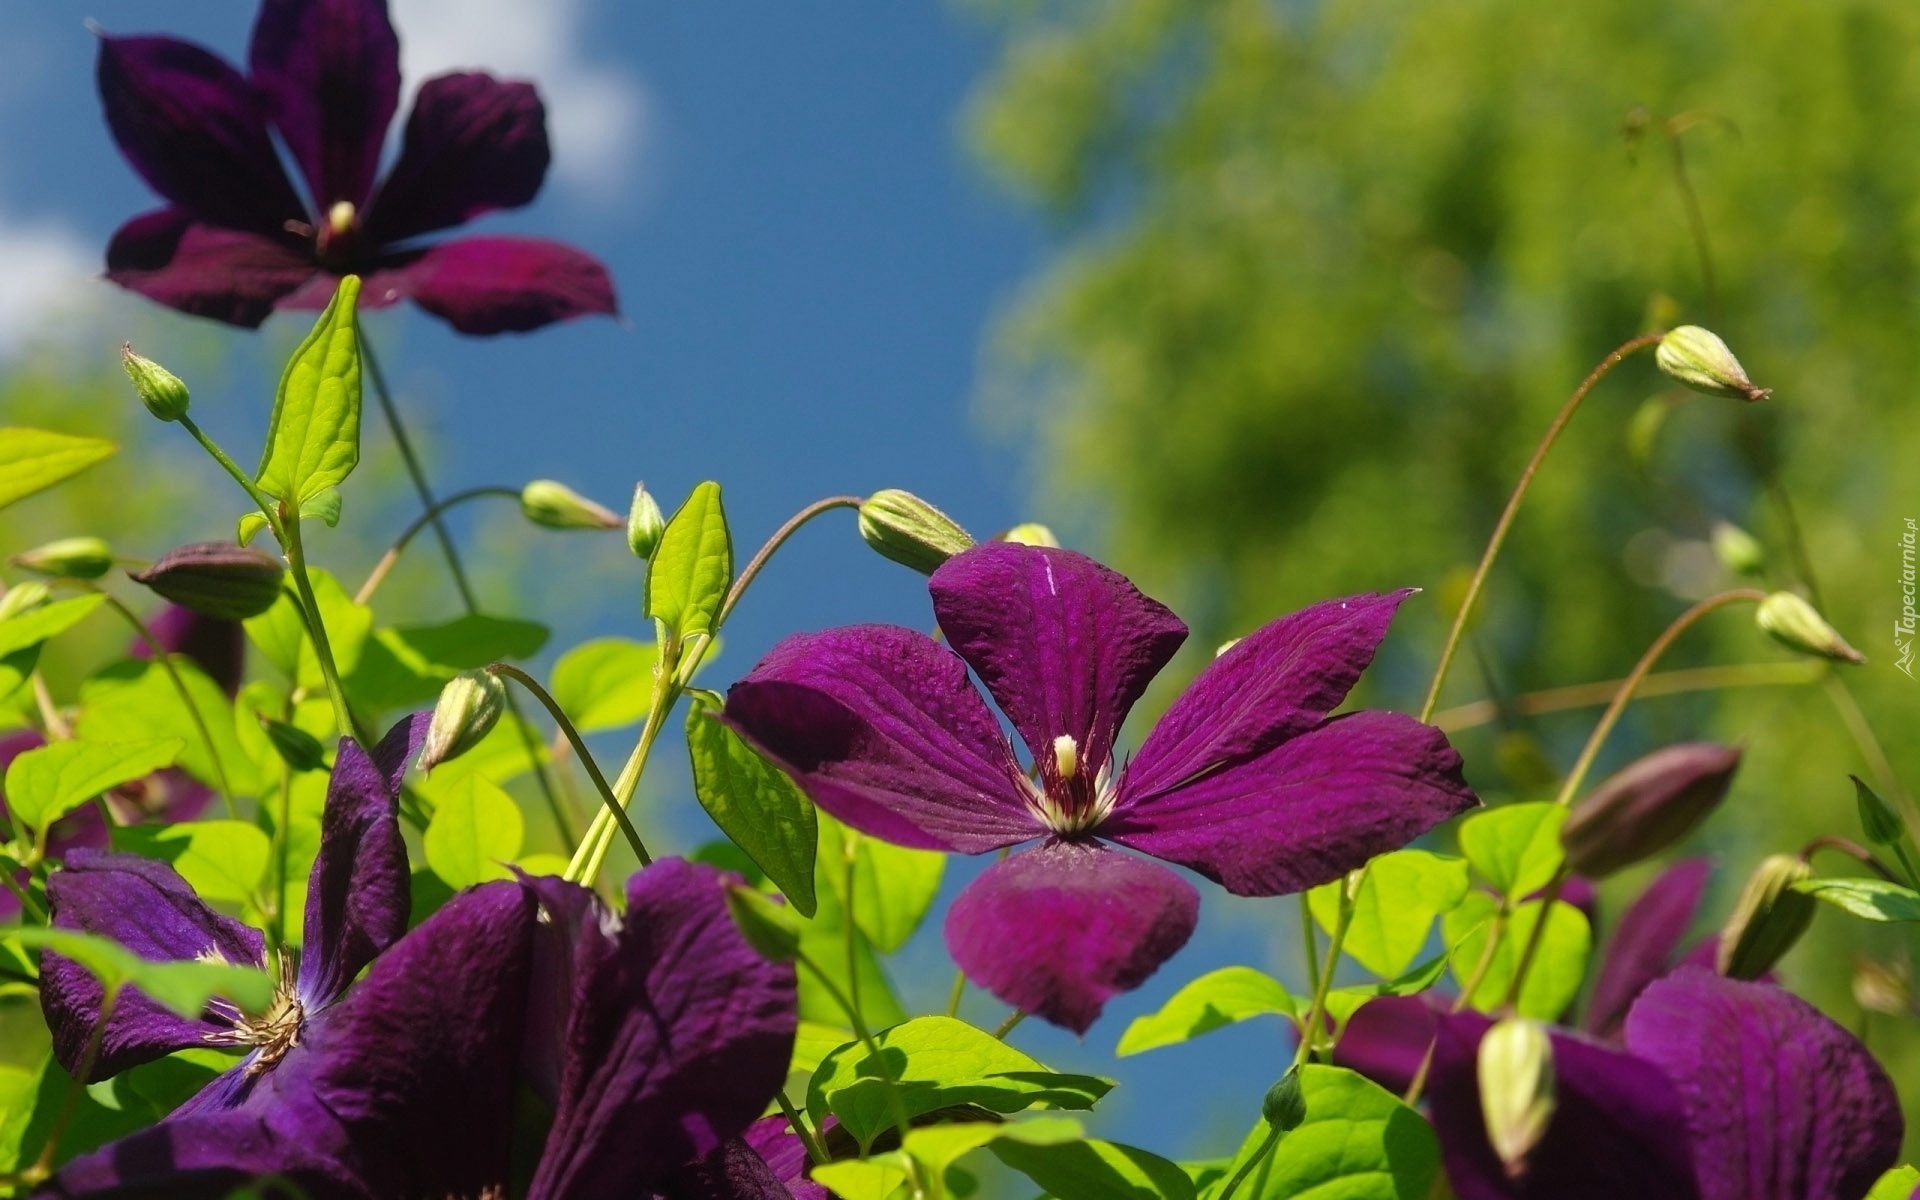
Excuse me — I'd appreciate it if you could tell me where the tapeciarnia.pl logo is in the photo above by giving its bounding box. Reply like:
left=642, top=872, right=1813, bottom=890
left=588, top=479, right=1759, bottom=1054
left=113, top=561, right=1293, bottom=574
left=1899, top=517, right=1916, bottom=679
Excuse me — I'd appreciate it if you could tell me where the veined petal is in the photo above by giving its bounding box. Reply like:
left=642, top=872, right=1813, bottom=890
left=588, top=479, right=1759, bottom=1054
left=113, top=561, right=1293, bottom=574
left=95, top=35, right=305, bottom=234
left=41, top=851, right=265, bottom=1081
left=1103, top=710, right=1476, bottom=896
left=387, top=235, right=617, bottom=334
left=741, top=1115, right=830, bottom=1200
left=1124, top=591, right=1411, bottom=800
left=528, top=859, right=798, bottom=1200
left=365, top=72, right=551, bottom=245
left=725, top=626, right=1041, bottom=853
left=1625, top=969, right=1903, bottom=1200
left=248, top=0, right=400, bottom=210
left=943, top=840, right=1198, bottom=1034
left=929, top=544, right=1187, bottom=785
left=46, top=1112, right=362, bottom=1199
left=1582, top=859, right=1711, bottom=1042
left=105, top=208, right=318, bottom=329
left=296, top=713, right=427, bottom=1006
left=659, top=1135, right=801, bottom=1200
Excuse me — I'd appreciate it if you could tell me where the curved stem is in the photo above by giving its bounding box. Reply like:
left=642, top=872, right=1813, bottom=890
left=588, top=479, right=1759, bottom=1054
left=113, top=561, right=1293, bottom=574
left=1294, top=876, right=1355, bottom=1066
left=794, top=948, right=921, bottom=1188
left=1499, top=870, right=1567, bottom=1011
left=717, top=496, right=862, bottom=627
left=992, top=1010, right=1028, bottom=1040
left=945, top=967, right=967, bottom=1019
left=567, top=659, right=675, bottom=884
left=842, top=837, right=863, bottom=1028
left=91, top=589, right=236, bottom=817
left=177, top=415, right=277, bottom=530
left=1216, top=1127, right=1283, bottom=1200
left=1431, top=660, right=1822, bottom=734
left=1801, top=835, right=1900, bottom=882
left=1, top=865, right=44, bottom=921
left=1825, top=676, right=1910, bottom=814
left=775, top=1090, right=829, bottom=1167
left=490, top=664, right=651, bottom=869
left=280, top=513, right=367, bottom=746
left=354, top=486, right=520, bottom=605
left=28, top=987, right=117, bottom=1182
left=1420, top=333, right=1665, bottom=722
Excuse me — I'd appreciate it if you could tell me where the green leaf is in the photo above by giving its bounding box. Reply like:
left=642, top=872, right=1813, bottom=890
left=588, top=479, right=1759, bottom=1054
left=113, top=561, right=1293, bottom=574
left=6, top=927, right=273, bottom=1018
left=1457, top=802, right=1565, bottom=897
left=243, top=569, right=373, bottom=695
left=1442, top=893, right=1590, bottom=1019
left=647, top=481, right=732, bottom=640
left=423, top=774, right=525, bottom=889
left=793, top=1020, right=857, bottom=1077
left=348, top=615, right=550, bottom=711
left=112, top=820, right=270, bottom=905
left=0, top=427, right=116, bottom=511
left=1795, top=877, right=1920, bottom=922
left=238, top=487, right=340, bottom=546
left=4, top=738, right=185, bottom=832
left=1867, top=1165, right=1920, bottom=1200
left=811, top=1156, right=912, bottom=1200
left=797, top=854, right=906, bottom=1030
left=1215, top=1065, right=1439, bottom=1199
left=550, top=637, right=658, bottom=733
left=77, top=659, right=267, bottom=797
left=256, top=276, right=362, bottom=506
left=1308, top=849, right=1470, bottom=978
left=0, top=593, right=105, bottom=659
left=686, top=692, right=818, bottom=915
left=807, top=1015, right=1112, bottom=1151
left=993, top=1132, right=1197, bottom=1200
left=819, top=811, right=944, bottom=953
left=1116, top=966, right=1296, bottom=1057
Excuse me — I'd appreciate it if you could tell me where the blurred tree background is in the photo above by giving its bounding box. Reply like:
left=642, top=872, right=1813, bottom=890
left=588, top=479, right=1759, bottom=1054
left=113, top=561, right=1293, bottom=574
left=965, top=0, right=1920, bottom=1134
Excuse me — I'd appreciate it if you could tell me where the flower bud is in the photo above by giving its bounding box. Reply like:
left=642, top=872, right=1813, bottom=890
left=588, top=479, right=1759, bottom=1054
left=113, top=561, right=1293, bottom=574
left=1709, top=521, right=1765, bottom=578
left=627, top=483, right=666, bottom=559
left=519, top=480, right=622, bottom=531
left=1000, top=522, right=1060, bottom=548
left=1756, top=591, right=1865, bottom=665
left=1261, top=1066, right=1306, bottom=1132
left=129, top=542, right=286, bottom=621
left=418, top=669, right=506, bottom=773
left=1717, top=853, right=1816, bottom=980
left=1560, top=743, right=1741, bottom=878
left=0, top=581, right=51, bottom=623
left=13, top=536, right=114, bottom=580
left=1654, top=326, right=1770, bottom=402
left=1854, top=776, right=1903, bottom=847
left=121, top=343, right=190, bottom=421
left=261, top=717, right=327, bottom=773
left=724, top=883, right=801, bottom=962
left=857, top=489, right=974, bottom=575
left=1478, top=1017, right=1556, bottom=1182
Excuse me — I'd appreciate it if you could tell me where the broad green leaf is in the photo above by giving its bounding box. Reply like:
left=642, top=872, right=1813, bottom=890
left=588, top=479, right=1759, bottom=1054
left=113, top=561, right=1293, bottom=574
left=113, top=820, right=270, bottom=905
left=4, top=738, right=184, bottom=832
left=647, top=481, right=731, bottom=640
left=1442, top=893, right=1590, bottom=1019
left=812, top=1156, right=912, bottom=1200
left=687, top=692, right=818, bottom=915
left=7, top=927, right=273, bottom=1018
left=424, top=774, right=524, bottom=889
left=0, top=1059, right=36, bottom=1173
left=77, top=659, right=267, bottom=797
left=1867, top=1165, right=1920, bottom=1200
left=819, top=811, right=944, bottom=953
left=0, top=593, right=105, bottom=659
left=550, top=637, right=658, bottom=732
left=807, top=1015, right=1112, bottom=1150
left=1212, top=1065, right=1438, bottom=1199
left=1116, top=966, right=1296, bottom=1057
left=797, top=863, right=906, bottom=1030
left=238, top=487, right=341, bottom=546
left=993, top=1132, right=1196, bottom=1200
left=1457, top=802, right=1565, bottom=897
left=256, top=276, right=362, bottom=505
left=348, top=615, right=550, bottom=711
left=0, top=646, right=36, bottom=704
left=793, top=1020, right=857, bottom=1076
left=243, top=569, right=372, bottom=692
left=516, top=852, right=571, bottom=877
left=0, top=427, right=116, bottom=511
left=1308, top=850, right=1470, bottom=978
left=1795, top=877, right=1920, bottom=922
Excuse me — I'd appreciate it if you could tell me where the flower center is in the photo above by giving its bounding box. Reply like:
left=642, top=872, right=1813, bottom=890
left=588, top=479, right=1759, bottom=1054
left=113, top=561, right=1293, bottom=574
left=1024, top=734, right=1117, bottom=836
left=314, top=200, right=362, bottom=271
left=203, top=952, right=305, bottom=1075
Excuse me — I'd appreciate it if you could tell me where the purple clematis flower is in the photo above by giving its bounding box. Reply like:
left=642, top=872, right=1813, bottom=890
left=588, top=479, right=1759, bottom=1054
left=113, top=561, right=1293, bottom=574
left=724, top=542, right=1478, bottom=1032
left=1426, top=967, right=1903, bottom=1200
left=96, top=0, right=617, bottom=334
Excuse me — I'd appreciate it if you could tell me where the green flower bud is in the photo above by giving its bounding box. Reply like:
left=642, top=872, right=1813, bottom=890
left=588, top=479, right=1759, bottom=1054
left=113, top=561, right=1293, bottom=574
left=1261, top=1066, right=1306, bottom=1132
left=1709, top=521, right=1766, bottom=578
left=1560, top=743, right=1741, bottom=878
left=261, top=717, right=327, bottom=774
left=1478, top=1017, right=1556, bottom=1182
left=627, top=483, right=666, bottom=559
left=724, top=884, right=802, bottom=963
left=1756, top=591, right=1866, bottom=665
left=1655, top=326, right=1770, bottom=402
left=0, top=581, right=51, bottom=623
left=1853, top=776, right=1904, bottom=847
left=858, top=489, right=974, bottom=575
left=418, top=669, right=507, bottom=773
left=121, top=343, right=191, bottom=421
left=1717, top=853, right=1816, bottom=980
left=13, top=536, right=114, bottom=580
left=129, top=542, right=286, bottom=620
left=520, top=480, right=622, bottom=531
left=1000, top=522, right=1060, bottom=548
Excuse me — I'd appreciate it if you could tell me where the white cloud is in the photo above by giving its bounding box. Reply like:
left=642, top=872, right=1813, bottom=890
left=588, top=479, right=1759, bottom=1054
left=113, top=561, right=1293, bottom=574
left=0, top=213, right=97, bottom=360
left=390, top=0, right=649, bottom=201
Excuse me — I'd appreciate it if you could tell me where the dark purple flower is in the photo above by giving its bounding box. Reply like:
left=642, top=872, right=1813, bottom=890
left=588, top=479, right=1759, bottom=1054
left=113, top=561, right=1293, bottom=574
left=725, top=542, right=1477, bottom=1032
left=131, top=604, right=247, bottom=698
left=95, top=0, right=617, bottom=334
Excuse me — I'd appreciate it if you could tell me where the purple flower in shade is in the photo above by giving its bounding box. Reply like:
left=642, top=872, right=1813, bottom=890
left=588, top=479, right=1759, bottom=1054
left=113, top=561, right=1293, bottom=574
left=724, top=542, right=1478, bottom=1032
left=96, top=0, right=617, bottom=334
left=1425, top=968, right=1904, bottom=1200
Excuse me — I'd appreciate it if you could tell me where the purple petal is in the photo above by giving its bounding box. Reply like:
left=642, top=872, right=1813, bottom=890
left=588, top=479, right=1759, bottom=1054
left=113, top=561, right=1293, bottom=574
left=1625, top=968, right=1904, bottom=1200
left=1124, top=592, right=1411, bottom=801
left=1331, top=994, right=1441, bottom=1097
left=47, top=1112, right=362, bottom=1199
left=943, top=840, right=1198, bottom=1035
left=742, top=1115, right=830, bottom=1200
left=1582, top=859, right=1711, bottom=1042
left=518, top=871, right=605, bottom=1108
left=660, top=1136, right=801, bottom=1200
left=105, top=208, right=318, bottom=329
left=133, top=606, right=246, bottom=697
left=1428, top=1013, right=1700, bottom=1200
left=929, top=544, right=1187, bottom=784
left=386, top=235, right=618, bottom=335
left=365, top=72, right=551, bottom=245
left=724, top=626, right=1041, bottom=853
left=95, top=35, right=305, bottom=233
left=247, top=0, right=400, bottom=210
left=1103, top=710, right=1477, bottom=896
left=528, top=859, right=799, bottom=1200
left=41, top=851, right=265, bottom=1081
left=296, top=713, right=427, bottom=1005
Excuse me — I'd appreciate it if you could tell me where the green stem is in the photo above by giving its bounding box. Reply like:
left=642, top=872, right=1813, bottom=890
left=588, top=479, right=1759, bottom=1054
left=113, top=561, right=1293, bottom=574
left=353, top=485, right=521, bottom=606
left=490, top=664, right=650, bottom=867
left=91, top=589, right=236, bottom=818
left=1294, top=876, right=1354, bottom=1066
left=1666, top=123, right=1720, bottom=324
left=717, top=496, right=862, bottom=627
left=177, top=415, right=277, bottom=528
left=279, top=511, right=367, bottom=745
left=795, top=948, right=921, bottom=1188
left=992, top=1010, right=1027, bottom=1040
left=945, top=968, right=967, bottom=1019
left=842, top=836, right=864, bottom=1029
left=1431, top=660, right=1822, bottom=734
left=567, top=651, right=676, bottom=884
left=1216, top=1127, right=1283, bottom=1200
left=0, top=866, right=44, bottom=922
left=1298, top=892, right=1322, bottom=1003
left=1499, top=869, right=1567, bottom=1010
left=775, top=1089, right=830, bottom=1167
left=28, top=987, right=117, bottom=1182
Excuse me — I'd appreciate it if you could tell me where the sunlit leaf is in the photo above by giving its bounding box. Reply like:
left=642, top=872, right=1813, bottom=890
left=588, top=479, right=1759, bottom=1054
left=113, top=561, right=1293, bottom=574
left=112, top=820, right=270, bottom=906
left=550, top=637, right=657, bottom=733
left=1116, top=967, right=1296, bottom=1057
left=0, top=594, right=106, bottom=660
left=423, top=774, right=524, bottom=889
left=819, top=812, right=945, bottom=955
left=0, top=427, right=116, bottom=511
left=1795, top=877, right=1920, bottom=923
left=1442, top=893, right=1590, bottom=1019
left=686, top=691, right=818, bottom=915
left=1457, top=802, right=1565, bottom=898
left=4, top=738, right=184, bottom=832
left=1212, top=1065, right=1438, bottom=1199
left=1308, top=849, right=1469, bottom=978
left=647, top=481, right=731, bottom=641
left=256, top=277, right=362, bottom=506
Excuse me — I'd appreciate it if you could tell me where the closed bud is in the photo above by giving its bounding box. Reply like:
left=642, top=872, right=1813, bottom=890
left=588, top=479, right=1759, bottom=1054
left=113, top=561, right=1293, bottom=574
left=261, top=717, right=327, bottom=773
left=520, top=480, right=622, bottom=531
left=1756, top=591, right=1865, bottom=665
left=1000, top=522, right=1060, bottom=548
left=1717, top=853, right=1816, bottom=980
left=724, top=884, right=801, bottom=962
left=418, top=669, right=506, bottom=773
left=1478, top=1018, right=1556, bottom=1182
left=627, top=483, right=667, bottom=559
left=1709, top=521, right=1765, bottom=577
left=13, top=536, right=114, bottom=580
left=0, top=581, right=51, bottom=623
left=121, top=343, right=190, bottom=421
left=858, top=489, right=974, bottom=574
left=1655, top=326, right=1770, bottom=402
left=129, top=542, right=285, bottom=620
left=1853, top=776, right=1903, bottom=847
left=1561, top=743, right=1741, bottom=877
left=1261, top=1066, right=1306, bottom=1132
